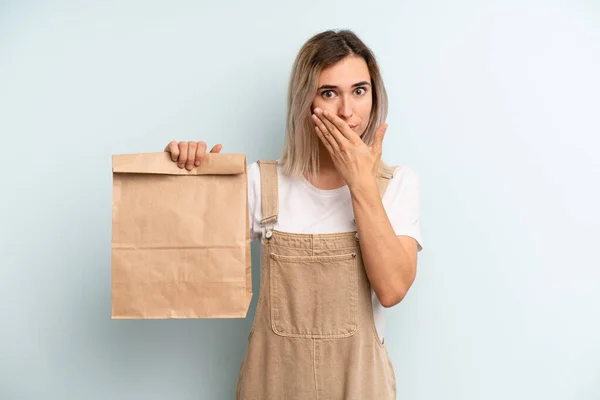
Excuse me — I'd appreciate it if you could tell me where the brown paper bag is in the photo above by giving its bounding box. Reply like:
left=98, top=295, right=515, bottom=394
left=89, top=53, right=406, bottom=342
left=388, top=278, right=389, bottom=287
left=111, top=152, right=252, bottom=319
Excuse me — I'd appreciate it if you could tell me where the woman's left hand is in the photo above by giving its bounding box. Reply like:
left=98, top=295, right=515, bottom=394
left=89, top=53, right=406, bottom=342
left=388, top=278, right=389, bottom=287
left=312, top=107, right=388, bottom=190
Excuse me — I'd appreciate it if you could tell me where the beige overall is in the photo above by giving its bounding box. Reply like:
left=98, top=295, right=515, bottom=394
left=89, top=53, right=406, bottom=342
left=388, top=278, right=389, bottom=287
left=236, top=160, right=397, bottom=400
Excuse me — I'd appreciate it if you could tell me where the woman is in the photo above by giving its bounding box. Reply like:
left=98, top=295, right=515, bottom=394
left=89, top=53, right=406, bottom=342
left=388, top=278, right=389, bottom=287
left=165, top=29, right=422, bottom=400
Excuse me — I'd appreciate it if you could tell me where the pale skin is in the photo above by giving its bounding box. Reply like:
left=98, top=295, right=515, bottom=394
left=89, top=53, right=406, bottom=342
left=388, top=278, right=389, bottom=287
left=165, top=55, right=417, bottom=308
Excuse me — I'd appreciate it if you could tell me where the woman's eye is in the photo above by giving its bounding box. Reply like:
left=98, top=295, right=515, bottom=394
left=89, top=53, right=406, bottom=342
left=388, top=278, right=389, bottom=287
left=322, top=90, right=335, bottom=99
left=355, top=87, right=366, bottom=95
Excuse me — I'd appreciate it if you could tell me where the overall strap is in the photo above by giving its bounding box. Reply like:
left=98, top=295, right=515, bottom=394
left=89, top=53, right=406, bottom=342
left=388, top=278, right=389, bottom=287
left=376, top=160, right=396, bottom=199
left=257, top=160, right=279, bottom=225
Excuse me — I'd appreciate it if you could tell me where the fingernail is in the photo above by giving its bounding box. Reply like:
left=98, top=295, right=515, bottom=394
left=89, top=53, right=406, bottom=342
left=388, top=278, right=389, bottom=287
left=195, top=161, right=200, bottom=166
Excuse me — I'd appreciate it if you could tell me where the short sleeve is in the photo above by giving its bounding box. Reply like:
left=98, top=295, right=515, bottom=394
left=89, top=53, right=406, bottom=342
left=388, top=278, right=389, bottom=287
left=382, top=166, right=423, bottom=252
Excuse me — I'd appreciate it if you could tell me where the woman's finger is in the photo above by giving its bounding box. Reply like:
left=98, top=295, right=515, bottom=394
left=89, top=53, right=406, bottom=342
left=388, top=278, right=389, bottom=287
left=195, top=141, right=207, bottom=166
left=178, top=142, right=189, bottom=168
left=315, top=125, right=334, bottom=155
left=312, top=113, right=340, bottom=153
left=184, top=142, right=197, bottom=170
left=165, top=140, right=179, bottom=162
left=322, top=110, right=358, bottom=142
left=209, top=144, right=223, bottom=153
left=316, top=110, right=348, bottom=149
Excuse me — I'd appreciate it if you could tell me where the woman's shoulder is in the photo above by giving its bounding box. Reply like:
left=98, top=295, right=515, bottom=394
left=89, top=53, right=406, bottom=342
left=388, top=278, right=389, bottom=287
left=246, top=159, right=283, bottom=198
left=247, top=159, right=281, bottom=179
left=389, top=164, right=418, bottom=181
left=246, top=160, right=260, bottom=175
left=378, top=158, right=419, bottom=184
left=380, top=162, right=421, bottom=202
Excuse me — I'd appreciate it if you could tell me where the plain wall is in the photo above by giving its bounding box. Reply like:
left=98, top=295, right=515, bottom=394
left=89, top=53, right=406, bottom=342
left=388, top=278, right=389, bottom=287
left=1, top=1, right=599, bottom=399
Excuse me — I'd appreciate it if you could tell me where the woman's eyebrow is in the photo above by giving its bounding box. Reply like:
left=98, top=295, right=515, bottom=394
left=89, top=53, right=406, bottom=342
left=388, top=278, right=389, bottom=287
left=317, top=81, right=371, bottom=90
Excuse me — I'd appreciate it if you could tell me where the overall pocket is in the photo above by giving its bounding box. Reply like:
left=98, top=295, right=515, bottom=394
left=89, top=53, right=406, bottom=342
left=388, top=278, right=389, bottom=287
left=269, top=252, right=358, bottom=338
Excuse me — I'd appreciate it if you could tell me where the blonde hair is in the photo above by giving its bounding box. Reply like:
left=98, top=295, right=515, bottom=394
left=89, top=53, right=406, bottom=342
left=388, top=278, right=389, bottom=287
left=279, top=29, right=389, bottom=178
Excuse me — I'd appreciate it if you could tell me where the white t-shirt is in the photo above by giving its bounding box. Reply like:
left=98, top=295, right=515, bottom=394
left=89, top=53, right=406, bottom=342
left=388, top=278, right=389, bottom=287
left=247, top=160, right=423, bottom=342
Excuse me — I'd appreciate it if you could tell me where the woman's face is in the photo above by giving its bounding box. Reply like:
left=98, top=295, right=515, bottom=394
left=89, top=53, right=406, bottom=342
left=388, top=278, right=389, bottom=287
left=311, top=55, right=373, bottom=137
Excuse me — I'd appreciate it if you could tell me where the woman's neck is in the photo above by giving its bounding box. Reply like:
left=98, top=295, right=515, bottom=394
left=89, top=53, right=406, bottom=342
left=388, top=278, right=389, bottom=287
left=304, top=144, right=347, bottom=190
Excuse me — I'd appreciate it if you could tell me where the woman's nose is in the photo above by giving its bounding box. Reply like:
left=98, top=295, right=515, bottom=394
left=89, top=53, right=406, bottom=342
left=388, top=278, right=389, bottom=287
left=339, top=98, right=353, bottom=118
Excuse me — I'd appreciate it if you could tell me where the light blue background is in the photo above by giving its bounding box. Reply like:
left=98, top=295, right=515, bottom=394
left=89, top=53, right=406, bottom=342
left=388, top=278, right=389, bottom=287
left=1, top=1, right=599, bottom=399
